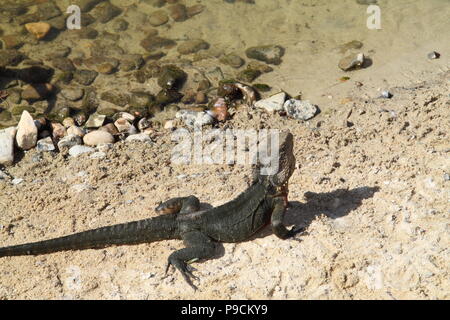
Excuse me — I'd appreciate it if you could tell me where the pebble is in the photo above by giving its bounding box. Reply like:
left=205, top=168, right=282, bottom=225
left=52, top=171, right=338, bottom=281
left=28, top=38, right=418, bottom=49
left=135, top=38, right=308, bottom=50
left=61, top=88, right=84, bottom=101
left=148, top=10, right=169, bottom=26
left=0, top=127, right=16, bottom=166
left=69, top=145, right=95, bottom=157
left=83, top=131, right=115, bottom=146
left=338, top=53, right=365, bottom=71
left=12, top=178, right=24, bottom=185
left=99, top=123, right=119, bottom=136
left=25, top=22, right=51, bottom=40
left=381, top=90, right=393, bottom=99
left=114, top=118, right=133, bottom=133
left=85, top=113, right=106, bottom=128
left=51, top=122, right=67, bottom=140
left=21, top=83, right=54, bottom=101
left=187, top=4, right=205, bottom=18
left=427, top=51, right=440, bottom=60
left=245, top=45, right=285, bottom=65
left=125, top=133, right=152, bottom=143
left=444, top=173, right=450, bottom=181
left=16, top=111, right=38, bottom=150
left=73, top=69, right=98, bottom=86
left=255, top=92, right=286, bottom=113
left=176, top=110, right=215, bottom=128
left=220, top=53, right=245, bottom=69
left=138, top=118, right=151, bottom=131
left=58, top=134, right=83, bottom=150
left=67, top=126, right=85, bottom=138
left=36, top=137, right=55, bottom=152
left=168, top=4, right=188, bottom=22
left=177, top=39, right=209, bottom=55
left=283, top=99, right=318, bottom=121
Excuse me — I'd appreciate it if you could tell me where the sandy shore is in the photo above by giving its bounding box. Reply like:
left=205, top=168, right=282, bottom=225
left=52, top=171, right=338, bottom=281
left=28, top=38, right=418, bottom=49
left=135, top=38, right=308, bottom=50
left=0, top=68, right=448, bottom=299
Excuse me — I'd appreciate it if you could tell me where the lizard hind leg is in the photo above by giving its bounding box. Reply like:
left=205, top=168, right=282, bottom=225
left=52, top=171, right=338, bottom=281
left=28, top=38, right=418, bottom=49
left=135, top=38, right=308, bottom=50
left=165, top=231, right=216, bottom=290
left=155, top=196, right=200, bottom=215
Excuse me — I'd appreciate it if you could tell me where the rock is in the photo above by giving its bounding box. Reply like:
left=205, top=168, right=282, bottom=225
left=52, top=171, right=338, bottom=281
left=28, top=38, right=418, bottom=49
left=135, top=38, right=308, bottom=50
left=16, top=111, right=38, bottom=150
left=237, top=67, right=262, bottom=82
left=220, top=53, right=245, bottom=69
left=283, top=99, right=318, bottom=121
left=338, top=53, right=365, bottom=71
left=83, top=130, right=115, bottom=146
left=69, top=145, right=95, bottom=157
left=67, top=125, right=85, bottom=138
left=37, top=2, right=62, bottom=20
left=21, top=83, right=53, bottom=101
left=100, top=91, right=130, bottom=107
left=74, top=0, right=104, bottom=12
left=148, top=10, right=169, bottom=26
left=427, top=51, right=440, bottom=60
left=381, top=90, right=393, bottom=99
left=51, top=122, right=67, bottom=140
left=62, top=118, right=76, bottom=128
left=51, top=57, right=76, bottom=72
left=157, top=65, right=187, bottom=90
left=176, top=110, right=214, bottom=128
left=73, top=69, right=98, bottom=85
left=114, top=118, right=133, bottom=133
left=85, top=113, right=106, bottom=128
left=0, top=127, right=16, bottom=165
left=177, top=39, right=209, bottom=55
left=77, top=27, right=98, bottom=39
left=140, top=36, right=176, bottom=52
left=36, top=137, right=55, bottom=152
left=61, top=88, right=84, bottom=101
left=247, top=61, right=273, bottom=73
left=129, top=91, right=155, bottom=108
left=156, top=89, right=183, bottom=105
left=245, top=45, right=285, bottom=65
left=12, top=178, right=24, bottom=185
left=168, top=4, right=188, bottom=22
left=125, top=133, right=152, bottom=143
left=138, top=118, right=151, bottom=131
left=120, top=54, right=144, bottom=72
left=115, top=112, right=135, bottom=122
left=58, top=134, right=82, bottom=150
left=25, top=22, right=51, bottom=40
left=96, top=2, right=122, bottom=24
left=99, top=123, right=119, bottom=136
left=187, top=4, right=205, bottom=18
left=255, top=92, right=286, bottom=113
left=0, top=49, right=24, bottom=67
left=195, top=91, right=208, bottom=104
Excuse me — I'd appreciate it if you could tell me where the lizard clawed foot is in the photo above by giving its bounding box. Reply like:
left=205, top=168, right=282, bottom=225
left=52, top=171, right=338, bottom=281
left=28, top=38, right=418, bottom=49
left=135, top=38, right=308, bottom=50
left=165, top=257, right=199, bottom=290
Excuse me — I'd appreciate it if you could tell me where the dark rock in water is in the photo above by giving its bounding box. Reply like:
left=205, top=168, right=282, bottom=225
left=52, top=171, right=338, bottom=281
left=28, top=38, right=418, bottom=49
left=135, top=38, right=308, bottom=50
left=81, top=88, right=99, bottom=114
left=187, top=4, right=206, bottom=18
left=157, top=65, right=187, bottom=90
left=218, top=82, right=241, bottom=101
left=220, top=53, right=245, bottom=69
left=253, top=83, right=271, bottom=92
left=129, top=92, right=156, bottom=108
left=77, top=27, right=99, bottom=39
left=245, top=45, right=285, bottom=65
left=10, top=105, right=36, bottom=116
left=156, top=89, right=183, bottom=106
left=47, top=16, right=67, bottom=31
left=143, top=0, right=165, bottom=7
left=73, top=69, right=98, bottom=85
left=74, top=0, right=104, bottom=13
left=61, top=88, right=84, bottom=101
left=120, top=54, right=144, bottom=71
left=37, top=1, right=62, bottom=20
left=80, top=13, right=96, bottom=26
left=0, top=110, right=13, bottom=122
left=100, top=91, right=130, bottom=107
left=169, top=4, right=188, bottom=22
left=51, top=57, right=76, bottom=72
left=21, top=83, right=54, bottom=102
left=0, top=49, right=24, bottom=67
left=237, top=67, right=262, bottom=83
left=112, top=18, right=129, bottom=32
left=148, top=10, right=169, bottom=26
left=140, top=36, right=176, bottom=52
left=356, top=0, right=377, bottom=4
left=54, top=71, right=74, bottom=85
left=177, top=39, right=209, bottom=55
left=95, top=2, right=122, bottom=24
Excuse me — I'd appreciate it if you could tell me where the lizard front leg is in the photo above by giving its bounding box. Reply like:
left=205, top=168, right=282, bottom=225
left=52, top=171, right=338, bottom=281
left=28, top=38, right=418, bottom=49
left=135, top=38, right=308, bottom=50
left=271, top=196, right=303, bottom=240
left=156, top=195, right=200, bottom=215
left=165, top=231, right=216, bottom=290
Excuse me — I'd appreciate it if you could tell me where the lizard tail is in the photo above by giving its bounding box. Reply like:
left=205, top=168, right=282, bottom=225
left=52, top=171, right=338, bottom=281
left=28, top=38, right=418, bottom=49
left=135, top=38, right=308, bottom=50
left=0, top=215, right=178, bottom=258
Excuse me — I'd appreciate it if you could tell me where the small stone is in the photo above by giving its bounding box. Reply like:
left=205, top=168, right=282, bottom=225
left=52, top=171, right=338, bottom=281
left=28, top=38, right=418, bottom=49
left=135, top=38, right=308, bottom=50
left=85, top=113, right=106, bottom=128
left=69, top=145, right=95, bottom=157
left=99, top=123, right=119, bottom=136
left=16, top=111, right=38, bottom=150
left=187, top=4, right=205, bottom=18
left=255, top=92, right=286, bottom=113
left=114, top=118, right=133, bottom=133
left=73, top=69, right=98, bottom=86
left=195, top=91, right=208, bottom=104
left=74, top=0, right=104, bottom=13
left=148, top=10, right=169, bottom=26
left=176, top=110, right=214, bottom=128
left=177, top=39, right=209, bottom=55
left=62, top=118, right=76, bottom=128
left=220, top=53, right=245, bottom=69
left=427, top=51, right=440, bottom=60
left=157, top=65, right=187, bottom=90
left=61, top=88, right=84, bottom=101
left=52, top=57, right=75, bottom=72
left=444, top=173, right=450, bottom=182
left=245, top=45, right=285, bottom=65
left=12, top=178, right=24, bottom=185
left=237, top=67, right=262, bottom=83
left=168, top=4, right=188, bottom=22
left=51, top=122, right=67, bottom=140
left=115, top=112, right=135, bottom=122
left=140, top=36, right=176, bottom=52
left=0, top=127, right=16, bottom=165
left=36, top=137, right=55, bottom=152
left=338, top=53, right=365, bottom=71
left=95, top=2, right=122, bottom=24
left=83, top=130, right=115, bottom=146
left=67, top=126, right=85, bottom=137
left=381, top=90, right=393, bottom=99
left=21, top=83, right=54, bottom=101
left=283, top=99, right=318, bottom=121
left=58, top=134, right=82, bottom=150
left=125, top=133, right=152, bottom=143
left=25, top=22, right=51, bottom=40
left=138, top=118, right=151, bottom=131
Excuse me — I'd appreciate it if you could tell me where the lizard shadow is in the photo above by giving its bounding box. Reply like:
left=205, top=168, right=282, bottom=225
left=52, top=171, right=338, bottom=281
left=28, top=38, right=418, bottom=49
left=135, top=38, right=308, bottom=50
left=249, top=186, right=380, bottom=240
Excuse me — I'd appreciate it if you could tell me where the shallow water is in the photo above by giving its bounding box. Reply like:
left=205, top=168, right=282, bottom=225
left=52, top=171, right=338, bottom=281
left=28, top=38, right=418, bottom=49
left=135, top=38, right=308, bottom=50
left=0, top=0, right=449, bottom=128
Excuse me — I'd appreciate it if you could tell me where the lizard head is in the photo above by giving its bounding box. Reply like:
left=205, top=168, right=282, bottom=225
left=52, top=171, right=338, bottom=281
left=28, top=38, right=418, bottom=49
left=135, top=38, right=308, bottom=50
left=253, top=130, right=296, bottom=188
